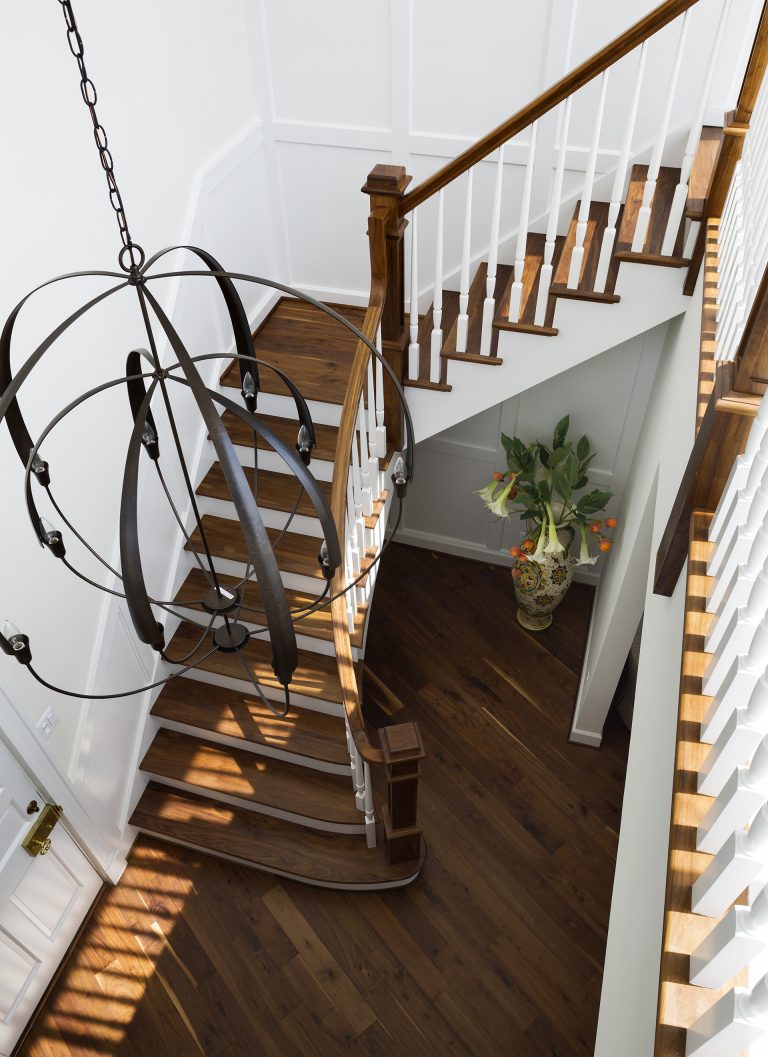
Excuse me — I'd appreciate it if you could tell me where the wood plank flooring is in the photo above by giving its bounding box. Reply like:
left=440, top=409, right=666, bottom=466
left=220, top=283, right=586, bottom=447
left=19, top=545, right=628, bottom=1057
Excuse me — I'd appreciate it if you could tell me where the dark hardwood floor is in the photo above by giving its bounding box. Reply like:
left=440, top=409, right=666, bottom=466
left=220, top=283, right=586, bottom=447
left=19, top=545, right=629, bottom=1057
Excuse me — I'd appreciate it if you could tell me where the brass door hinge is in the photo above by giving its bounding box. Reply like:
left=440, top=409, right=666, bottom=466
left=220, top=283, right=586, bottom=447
left=22, top=803, right=63, bottom=857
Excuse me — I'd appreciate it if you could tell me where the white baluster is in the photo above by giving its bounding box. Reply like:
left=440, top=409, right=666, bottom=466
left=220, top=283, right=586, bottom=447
left=344, top=535, right=357, bottom=633
left=710, top=393, right=768, bottom=544
left=709, top=435, right=768, bottom=583
left=686, top=972, right=768, bottom=1057
left=408, top=210, right=420, bottom=379
left=346, top=478, right=361, bottom=579
left=363, top=761, right=376, bottom=847
left=701, top=618, right=768, bottom=745
left=508, top=121, right=538, bottom=321
left=699, top=673, right=768, bottom=797
left=661, top=0, right=732, bottom=256
left=479, top=145, right=505, bottom=356
left=346, top=719, right=365, bottom=810
left=691, top=884, right=768, bottom=990
left=691, top=801, right=768, bottom=917
left=631, top=11, right=691, bottom=252
left=430, top=189, right=444, bottom=382
left=707, top=525, right=768, bottom=655
left=366, top=357, right=380, bottom=502
left=456, top=169, right=474, bottom=353
left=697, top=734, right=768, bottom=854
left=595, top=44, right=647, bottom=292
left=357, top=395, right=373, bottom=520
left=535, top=97, right=573, bottom=326
left=709, top=472, right=768, bottom=616
left=703, top=565, right=768, bottom=699
left=568, top=71, right=609, bottom=288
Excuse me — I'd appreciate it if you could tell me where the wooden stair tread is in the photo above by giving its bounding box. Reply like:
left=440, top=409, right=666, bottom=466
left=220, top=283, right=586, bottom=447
left=220, top=298, right=366, bottom=405
left=172, top=567, right=366, bottom=647
left=687, top=125, right=724, bottom=221
left=166, top=621, right=343, bottom=703
left=140, top=731, right=359, bottom=824
left=185, top=513, right=373, bottom=581
left=218, top=410, right=339, bottom=463
left=151, top=679, right=349, bottom=765
left=615, top=164, right=687, bottom=263
left=550, top=201, right=621, bottom=301
left=196, top=461, right=387, bottom=530
left=131, top=784, right=421, bottom=886
left=494, top=232, right=566, bottom=332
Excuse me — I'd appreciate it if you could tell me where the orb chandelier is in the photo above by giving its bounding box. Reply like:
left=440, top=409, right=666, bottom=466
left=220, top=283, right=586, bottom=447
left=0, top=0, right=414, bottom=718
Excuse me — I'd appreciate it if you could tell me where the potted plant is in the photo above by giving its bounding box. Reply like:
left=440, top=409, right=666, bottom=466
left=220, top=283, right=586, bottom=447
left=476, top=415, right=617, bottom=631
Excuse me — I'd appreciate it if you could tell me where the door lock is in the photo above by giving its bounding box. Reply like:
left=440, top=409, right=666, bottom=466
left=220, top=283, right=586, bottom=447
left=22, top=803, right=63, bottom=857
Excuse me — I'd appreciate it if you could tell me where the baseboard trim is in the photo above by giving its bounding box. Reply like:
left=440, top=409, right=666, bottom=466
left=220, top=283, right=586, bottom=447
left=569, top=727, right=603, bottom=748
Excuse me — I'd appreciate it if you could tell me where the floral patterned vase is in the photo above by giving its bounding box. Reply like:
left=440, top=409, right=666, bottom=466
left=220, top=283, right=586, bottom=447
left=512, top=529, right=575, bottom=632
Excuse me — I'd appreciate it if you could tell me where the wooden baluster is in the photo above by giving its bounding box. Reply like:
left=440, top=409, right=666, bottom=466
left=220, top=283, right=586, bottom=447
left=686, top=971, right=768, bottom=1056
left=408, top=210, right=420, bottom=379
left=631, top=10, right=691, bottom=252
left=362, top=165, right=411, bottom=448
left=379, top=722, right=425, bottom=864
left=661, top=0, right=732, bottom=256
left=455, top=169, right=474, bottom=353
left=508, top=121, right=538, bottom=321
left=535, top=97, right=573, bottom=325
left=430, top=189, right=445, bottom=382
left=568, top=71, right=609, bottom=287
left=479, top=145, right=505, bottom=357
left=699, top=675, right=768, bottom=798
left=697, top=734, right=768, bottom=856
left=690, top=882, right=768, bottom=990
left=595, top=44, right=647, bottom=291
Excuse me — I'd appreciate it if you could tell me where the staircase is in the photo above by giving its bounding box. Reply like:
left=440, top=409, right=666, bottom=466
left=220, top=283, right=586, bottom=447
left=129, top=0, right=744, bottom=889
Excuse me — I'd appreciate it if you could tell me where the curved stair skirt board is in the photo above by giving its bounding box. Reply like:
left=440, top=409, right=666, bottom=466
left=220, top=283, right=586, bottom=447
left=178, top=668, right=344, bottom=716
left=166, top=605, right=354, bottom=661
left=214, top=384, right=343, bottom=429
left=140, top=774, right=366, bottom=835
left=405, top=259, right=689, bottom=445
left=569, top=726, right=603, bottom=748
left=130, top=825, right=422, bottom=891
left=151, top=716, right=351, bottom=776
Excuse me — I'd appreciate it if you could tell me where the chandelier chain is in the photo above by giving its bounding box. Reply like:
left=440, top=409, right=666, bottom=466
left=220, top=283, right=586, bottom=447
left=57, top=0, right=144, bottom=272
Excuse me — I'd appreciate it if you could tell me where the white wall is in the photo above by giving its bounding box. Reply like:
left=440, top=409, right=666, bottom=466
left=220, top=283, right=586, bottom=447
left=398, top=326, right=665, bottom=581
left=0, top=1, right=277, bottom=871
left=588, top=277, right=703, bottom=1057
left=243, top=0, right=760, bottom=304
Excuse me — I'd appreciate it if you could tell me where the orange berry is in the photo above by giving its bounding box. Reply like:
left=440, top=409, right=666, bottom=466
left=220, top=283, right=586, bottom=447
left=589, top=521, right=601, bottom=534
left=509, top=488, right=518, bottom=499
left=509, top=546, right=521, bottom=558
left=522, top=539, right=535, bottom=553
left=492, top=471, right=505, bottom=481
left=517, top=553, right=529, bottom=563
left=599, top=539, right=612, bottom=552
left=605, top=517, right=617, bottom=529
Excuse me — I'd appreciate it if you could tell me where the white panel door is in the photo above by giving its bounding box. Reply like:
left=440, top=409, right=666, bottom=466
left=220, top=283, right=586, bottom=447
left=0, top=739, right=101, bottom=1055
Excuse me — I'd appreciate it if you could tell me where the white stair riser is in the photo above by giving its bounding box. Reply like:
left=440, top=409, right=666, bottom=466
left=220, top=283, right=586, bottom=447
left=183, top=552, right=328, bottom=595
left=215, top=385, right=342, bottom=428
left=197, top=494, right=324, bottom=538
left=206, top=440, right=335, bottom=482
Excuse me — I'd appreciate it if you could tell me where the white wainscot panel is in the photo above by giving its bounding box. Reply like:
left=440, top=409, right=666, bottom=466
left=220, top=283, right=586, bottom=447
left=403, top=444, right=496, bottom=549
left=410, top=0, right=553, bottom=138
left=431, top=403, right=501, bottom=452
left=278, top=143, right=392, bottom=296
left=263, top=0, right=392, bottom=129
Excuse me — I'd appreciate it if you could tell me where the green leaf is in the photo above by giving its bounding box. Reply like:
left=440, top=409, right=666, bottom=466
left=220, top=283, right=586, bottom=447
left=551, top=469, right=572, bottom=501
left=538, top=479, right=551, bottom=503
left=548, top=445, right=569, bottom=469
left=574, top=475, right=589, bottom=490
left=579, top=453, right=596, bottom=476
left=576, top=435, right=590, bottom=461
left=539, top=446, right=550, bottom=468
left=565, top=451, right=580, bottom=485
left=553, top=414, right=570, bottom=451
left=576, top=489, right=613, bottom=514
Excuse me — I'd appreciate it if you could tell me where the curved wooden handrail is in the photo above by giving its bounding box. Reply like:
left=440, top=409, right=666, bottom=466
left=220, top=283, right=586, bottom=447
left=399, top=0, right=700, bottom=216
left=330, top=207, right=387, bottom=765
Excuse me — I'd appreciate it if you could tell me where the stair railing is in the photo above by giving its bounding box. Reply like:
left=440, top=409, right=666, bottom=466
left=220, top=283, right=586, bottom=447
left=330, top=198, right=425, bottom=865
left=363, top=0, right=734, bottom=388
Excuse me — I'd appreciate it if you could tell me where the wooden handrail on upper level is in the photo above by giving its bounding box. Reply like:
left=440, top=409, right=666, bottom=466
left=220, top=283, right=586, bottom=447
left=399, top=0, right=701, bottom=217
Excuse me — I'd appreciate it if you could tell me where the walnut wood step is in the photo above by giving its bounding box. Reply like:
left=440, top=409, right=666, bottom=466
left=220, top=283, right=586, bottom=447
left=550, top=201, right=621, bottom=304
left=185, top=514, right=373, bottom=581
left=687, top=126, right=723, bottom=221
left=131, top=784, right=422, bottom=888
left=140, top=730, right=360, bottom=826
left=166, top=621, right=343, bottom=704
left=494, top=232, right=566, bottom=333
left=218, top=410, right=340, bottom=462
left=615, top=164, right=688, bottom=265
left=196, top=461, right=387, bottom=531
left=172, top=567, right=366, bottom=648
left=151, top=679, right=349, bottom=766
left=220, top=298, right=367, bottom=405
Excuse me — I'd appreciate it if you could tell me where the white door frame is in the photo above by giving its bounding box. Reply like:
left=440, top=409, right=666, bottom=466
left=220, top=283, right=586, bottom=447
left=0, top=686, right=126, bottom=884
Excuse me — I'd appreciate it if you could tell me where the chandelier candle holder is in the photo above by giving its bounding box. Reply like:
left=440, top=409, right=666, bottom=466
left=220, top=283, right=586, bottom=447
left=0, top=0, right=415, bottom=718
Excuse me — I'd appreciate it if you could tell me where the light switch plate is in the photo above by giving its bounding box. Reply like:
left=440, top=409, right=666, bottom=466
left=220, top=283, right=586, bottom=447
left=36, top=707, right=59, bottom=739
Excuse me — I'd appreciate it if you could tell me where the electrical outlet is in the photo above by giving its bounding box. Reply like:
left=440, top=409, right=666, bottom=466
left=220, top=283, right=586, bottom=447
left=36, top=707, right=59, bottom=739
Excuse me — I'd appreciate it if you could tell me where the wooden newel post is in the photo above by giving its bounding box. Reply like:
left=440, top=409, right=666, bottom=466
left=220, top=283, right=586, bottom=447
left=379, top=721, right=425, bottom=865
left=362, top=164, right=412, bottom=450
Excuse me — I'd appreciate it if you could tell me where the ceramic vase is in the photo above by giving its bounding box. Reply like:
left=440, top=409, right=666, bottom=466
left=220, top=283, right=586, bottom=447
left=512, top=528, right=575, bottom=631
